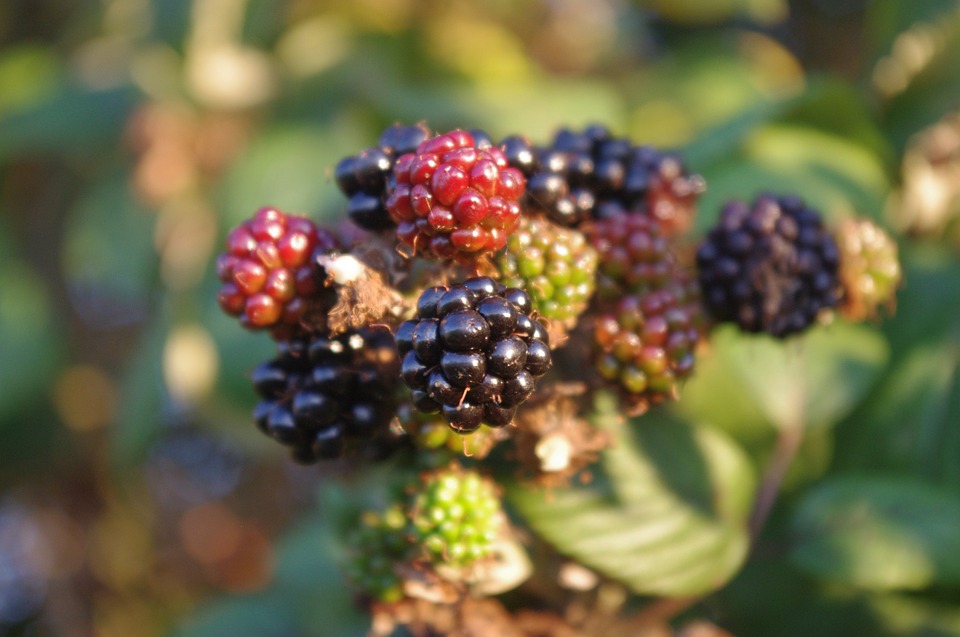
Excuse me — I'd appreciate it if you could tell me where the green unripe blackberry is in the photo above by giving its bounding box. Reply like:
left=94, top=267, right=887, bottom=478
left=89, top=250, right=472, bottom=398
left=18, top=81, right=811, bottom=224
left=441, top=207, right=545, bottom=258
left=396, top=401, right=498, bottom=459
left=496, top=216, right=598, bottom=327
left=593, top=287, right=699, bottom=413
left=584, top=213, right=676, bottom=299
left=410, top=466, right=502, bottom=569
left=696, top=194, right=841, bottom=338
left=343, top=505, right=408, bottom=603
left=835, top=217, right=902, bottom=321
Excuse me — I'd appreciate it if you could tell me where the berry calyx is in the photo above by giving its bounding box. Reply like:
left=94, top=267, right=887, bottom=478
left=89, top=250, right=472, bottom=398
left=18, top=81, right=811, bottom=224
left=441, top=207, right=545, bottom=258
left=385, top=130, right=525, bottom=262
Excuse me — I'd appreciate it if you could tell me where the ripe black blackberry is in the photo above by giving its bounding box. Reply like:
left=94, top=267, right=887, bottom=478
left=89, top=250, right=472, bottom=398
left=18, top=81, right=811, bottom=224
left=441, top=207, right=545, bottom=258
left=334, top=123, right=432, bottom=231
left=398, top=277, right=552, bottom=433
left=250, top=326, right=404, bottom=462
left=696, top=194, right=841, bottom=338
left=506, top=126, right=704, bottom=232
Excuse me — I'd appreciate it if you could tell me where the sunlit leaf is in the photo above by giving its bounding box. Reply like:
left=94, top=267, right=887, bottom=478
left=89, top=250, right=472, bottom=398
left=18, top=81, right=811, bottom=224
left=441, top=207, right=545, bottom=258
left=717, top=322, right=889, bottom=431
left=508, top=393, right=754, bottom=597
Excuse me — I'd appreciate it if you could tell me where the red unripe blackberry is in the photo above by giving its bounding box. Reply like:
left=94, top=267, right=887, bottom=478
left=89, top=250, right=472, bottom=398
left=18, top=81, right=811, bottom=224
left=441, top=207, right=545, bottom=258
left=399, top=278, right=552, bottom=433
left=495, top=216, right=598, bottom=327
left=584, top=213, right=676, bottom=299
left=385, top=130, right=525, bottom=262
left=593, top=287, right=699, bottom=413
left=697, top=194, right=841, bottom=338
left=251, top=326, right=405, bottom=462
left=334, top=123, right=432, bottom=231
left=216, top=207, right=338, bottom=339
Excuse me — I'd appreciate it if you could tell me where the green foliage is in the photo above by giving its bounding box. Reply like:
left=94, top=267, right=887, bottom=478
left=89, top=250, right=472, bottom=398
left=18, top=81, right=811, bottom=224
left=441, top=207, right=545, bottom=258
left=509, top=393, right=754, bottom=597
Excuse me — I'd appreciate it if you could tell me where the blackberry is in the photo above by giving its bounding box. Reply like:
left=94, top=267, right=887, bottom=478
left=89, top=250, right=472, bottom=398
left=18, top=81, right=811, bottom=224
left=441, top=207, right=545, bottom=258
left=251, top=325, right=403, bottom=462
left=496, top=216, right=598, bottom=327
left=584, top=213, right=676, bottom=299
left=343, top=505, right=408, bottom=603
left=410, top=466, right=502, bottom=568
left=593, top=287, right=699, bottom=413
left=216, top=207, right=338, bottom=339
left=835, top=217, right=902, bottom=321
left=396, top=402, right=498, bottom=458
left=385, top=130, right=525, bottom=262
left=398, top=278, right=552, bottom=433
left=334, top=123, right=432, bottom=231
left=696, top=195, right=841, bottom=338
left=510, top=125, right=704, bottom=232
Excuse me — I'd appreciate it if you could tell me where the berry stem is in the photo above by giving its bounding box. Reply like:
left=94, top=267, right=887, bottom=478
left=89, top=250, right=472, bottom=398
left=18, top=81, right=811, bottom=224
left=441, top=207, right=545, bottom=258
left=748, top=417, right=804, bottom=540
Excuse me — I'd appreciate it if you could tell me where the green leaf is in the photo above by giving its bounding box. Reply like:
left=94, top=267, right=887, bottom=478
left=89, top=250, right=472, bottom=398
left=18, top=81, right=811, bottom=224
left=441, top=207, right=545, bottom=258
left=717, top=322, right=890, bottom=430
left=0, top=261, right=61, bottom=423
left=695, top=124, right=892, bottom=236
left=0, top=85, right=138, bottom=161
left=508, top=393, right=754, bottom=597
left=834, top=343, right=960, bottom=490
left=790, top=476, right=960, bottom=590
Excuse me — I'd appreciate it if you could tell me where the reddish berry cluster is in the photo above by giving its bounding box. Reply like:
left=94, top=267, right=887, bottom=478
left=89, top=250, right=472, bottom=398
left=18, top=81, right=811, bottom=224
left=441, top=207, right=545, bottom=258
left=216, top=207, right=338, bottom=338
left=585, top=213, right=677, bottom=299
left=385, top=130, right=525, bottom=261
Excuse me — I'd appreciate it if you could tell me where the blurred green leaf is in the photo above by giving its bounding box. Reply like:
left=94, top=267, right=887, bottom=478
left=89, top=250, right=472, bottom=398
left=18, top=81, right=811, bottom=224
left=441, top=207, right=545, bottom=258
left=0, top=45, right=62, bottom=114
left=173, top=514, right=367, bottom=637
left=0, top=85, right=138, bottom=162
left=717, top=322, right=889, bottom=431
left=696, top=124, right=892, bottom=234
left=62, top=168, right=156, bottom=312
left=508, top=393, right=754, bottom=597
left=790, top=476, right=960, bottom=590
left=112, top=317, right=167, bottom=470
left=0, top=261, right=61, bottom=423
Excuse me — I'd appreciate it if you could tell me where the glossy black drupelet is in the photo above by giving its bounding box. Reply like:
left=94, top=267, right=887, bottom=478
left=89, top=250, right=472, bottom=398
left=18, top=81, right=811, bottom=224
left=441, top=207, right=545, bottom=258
left=502, top=126, right=704, bottom=232
left=696, top=194, right=841, bottom=338
left=250, top=326, right=403, bottom=463
left=398, top=277, right=552, bottom=433
left=334, top=123, right=432, bottom=231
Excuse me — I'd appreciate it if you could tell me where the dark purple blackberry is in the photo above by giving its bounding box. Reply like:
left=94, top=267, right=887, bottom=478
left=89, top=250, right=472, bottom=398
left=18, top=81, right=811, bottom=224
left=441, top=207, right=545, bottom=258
left=250, top=326, right=405, bottom=462
left=399, top=277, right=552, bottom=433
left=696, top=194, right=841, bottom=338
left=503, top=125, right=704, bottom=232
left=334, top=123, right=431, bottom=231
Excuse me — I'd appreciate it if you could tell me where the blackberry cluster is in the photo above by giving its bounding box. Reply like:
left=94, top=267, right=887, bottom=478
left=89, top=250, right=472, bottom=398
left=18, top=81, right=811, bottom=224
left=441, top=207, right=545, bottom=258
left=495, top=216, right=598, bottom=327
left=334, top=123, right=432, bottom=231
left=385, top=130, right=525, bottom=262
left=216, top=207, right=338, bottom=339
left=397, top=277, right=552, bottom=433
left=505, top=125, right=704, bottom=231
left=696, top=195, right=841, bottom=338
left=251, top=326, right=403, bottom=463
left=593, top=287, right=699, bottom=412
left=585, top=213, right=676, bottom=300
left=344, top=505, right=408, bottom=603
left=410, top=467, right=502, bottom=568
left=835, top=217, right=902, bottom=321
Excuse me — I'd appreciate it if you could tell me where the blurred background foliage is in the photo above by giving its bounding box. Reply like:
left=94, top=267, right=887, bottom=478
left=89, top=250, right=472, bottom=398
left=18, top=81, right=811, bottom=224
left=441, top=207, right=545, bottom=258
left=1, top=0, right=960, bottom=635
